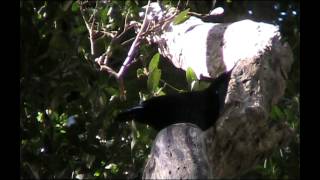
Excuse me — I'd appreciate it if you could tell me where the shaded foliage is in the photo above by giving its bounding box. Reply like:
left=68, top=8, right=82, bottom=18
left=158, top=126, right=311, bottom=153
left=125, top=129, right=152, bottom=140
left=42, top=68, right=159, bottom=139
left=20, top=0, right=299, bottom=179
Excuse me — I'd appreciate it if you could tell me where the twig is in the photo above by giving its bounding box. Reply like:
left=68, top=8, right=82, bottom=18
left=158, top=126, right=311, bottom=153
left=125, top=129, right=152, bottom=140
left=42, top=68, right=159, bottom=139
left=139, top=13, right=176, bottom=38
left=80, top=2, right=98, bottom=56
left=115, top=23, right=136, bottom=41
left=80, top=6, right=91, bottom=32
left=124, top=11, right=130, bottom=28
left=80, top=0, right=180, bottom=100
left=176, top=0, right=182, bottom=9
left=121, top=37, right=135, bottom=46
left=92, top=30, right=116, bottom=39
left=160, top=79, right=184, bottom=93
left=90, top=16, right=96, bottom=55
left=118, top=78, right=126, bottom=101
left=116, top=0, right=152, bottom=79
left=100, top=65, right=118, bottom=77
left=88, top=1, right=99, bottom=22
left=187, top=11, right=205, bottom=18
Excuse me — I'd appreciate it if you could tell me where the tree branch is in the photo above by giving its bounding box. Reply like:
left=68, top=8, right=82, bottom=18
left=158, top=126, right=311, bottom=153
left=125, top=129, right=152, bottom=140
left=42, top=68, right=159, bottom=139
left=116, top=0, right=152, bottom=79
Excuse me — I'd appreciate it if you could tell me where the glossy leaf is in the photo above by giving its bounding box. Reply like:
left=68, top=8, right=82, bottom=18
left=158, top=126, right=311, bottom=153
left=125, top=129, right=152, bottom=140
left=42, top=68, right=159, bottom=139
left=186, top=67, right=199, bottom=90
left=148, top=53, right=160, bottom=73
left=147, top=68, right=161, bottom=92
left=186, top=67, right=197, bottom=84
left=173, top=8, right=190, bottom=25
left=190, top=80, right=200, bottom=91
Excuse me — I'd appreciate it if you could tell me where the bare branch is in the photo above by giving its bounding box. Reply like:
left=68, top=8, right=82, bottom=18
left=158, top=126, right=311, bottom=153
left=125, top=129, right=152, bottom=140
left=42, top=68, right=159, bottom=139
left=80, top=6, right=91, bottom=31
left=80, top=0, right=178, bottom=97
left=92, top=30, right=117, bottom=39
left=79, top=2, right=98, bottom=56
left=124, top=11, right=130, bottom=28
left=139, top=13, right=176, bottom=38
left=116, top=0, right=152, bottom=79
left=115, top=23, right=136, bottom=41
left=118, top=78, right=126, bottom=101
left=100, top=65, right=118, bottom=77
left=88, top=1, right=99, bottom=22
left=121, top=37, right=135, bottom=46
left=89, top=16, right=96, bottom=56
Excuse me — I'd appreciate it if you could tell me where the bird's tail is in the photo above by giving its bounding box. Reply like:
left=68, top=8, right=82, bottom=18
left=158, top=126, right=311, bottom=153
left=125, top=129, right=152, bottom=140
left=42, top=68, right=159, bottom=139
left=114, top=105, right=144, bottom=122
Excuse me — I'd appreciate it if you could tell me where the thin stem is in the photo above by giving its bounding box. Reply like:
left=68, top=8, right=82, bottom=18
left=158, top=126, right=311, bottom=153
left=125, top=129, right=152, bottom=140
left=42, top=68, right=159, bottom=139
left=116, top=0, right=152, bottom=79
left=160, top=79, right=184, bottom=93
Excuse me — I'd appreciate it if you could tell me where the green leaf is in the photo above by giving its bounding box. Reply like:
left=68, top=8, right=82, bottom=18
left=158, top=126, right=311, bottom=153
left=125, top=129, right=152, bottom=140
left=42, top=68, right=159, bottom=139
left=60, top=129, right=66, bottom=134
left=100, top=7, right=109, bottom=23
left=270, top=105, right=284, bottom=120
left=186, top=67, right=198, bottom=86
left=198, top=81, right=210, bottom=90
left=173, top=8, right=190, bottom=25
left=36, top=112, right=44, bottom=123
left=190, top=80, right=200, bottom=91
left=71, top=2, right=79, bottom=12
left=147, top=69, right=161, bottom=92
left=148, top=53, right=160, bottom=73
left=101, top=161, right=106, bottom=166
left=105, top=163, right=119, bottom=174
left=94, top=170, right=100, bottom=177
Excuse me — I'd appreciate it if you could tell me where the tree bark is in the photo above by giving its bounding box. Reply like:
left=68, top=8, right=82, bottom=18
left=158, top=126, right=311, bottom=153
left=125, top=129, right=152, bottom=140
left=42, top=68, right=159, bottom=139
left=143, top=4, right=294, bottom=179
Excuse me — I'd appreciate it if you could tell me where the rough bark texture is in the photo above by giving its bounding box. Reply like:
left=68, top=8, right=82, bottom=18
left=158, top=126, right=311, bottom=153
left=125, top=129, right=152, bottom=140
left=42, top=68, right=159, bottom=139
left=143, top=123, right=210, bottom=179
left=204, top=47, right=293, bottom=178
left=142, top=4, right=294, bottom=179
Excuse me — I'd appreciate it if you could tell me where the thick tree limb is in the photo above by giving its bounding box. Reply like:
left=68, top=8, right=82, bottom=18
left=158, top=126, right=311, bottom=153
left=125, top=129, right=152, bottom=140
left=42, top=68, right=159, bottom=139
left=143, top=4, right=294, bottom=179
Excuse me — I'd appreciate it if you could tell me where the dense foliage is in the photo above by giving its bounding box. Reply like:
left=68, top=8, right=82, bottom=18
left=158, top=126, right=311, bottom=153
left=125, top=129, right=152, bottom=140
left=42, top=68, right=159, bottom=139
left=20, top=0, right=299, bottom=179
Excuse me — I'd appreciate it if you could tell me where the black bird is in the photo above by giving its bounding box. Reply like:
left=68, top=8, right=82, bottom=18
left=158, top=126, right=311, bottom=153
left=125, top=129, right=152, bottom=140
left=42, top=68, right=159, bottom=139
left=115, top=69, right=232, bottom=131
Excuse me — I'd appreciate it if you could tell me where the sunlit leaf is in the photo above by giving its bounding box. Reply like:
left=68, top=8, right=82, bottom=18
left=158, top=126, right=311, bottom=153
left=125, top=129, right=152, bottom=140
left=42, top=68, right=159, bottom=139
left=173, top=8, right=190, bottom=25
left=94, top=170, right=100, bottom=177
left=148, top=53, right=160, bottom=73
left=190, top=80, right=200, bottom=91
left=105, top=163, right=119, bottom=174
left=186, top=67, right=199, bottom=91
left=101, top=161, right=106, bottom=166
left=186, top=67, right=198, bottom=85
left=60, top=129, right=66, bottom=133
left=131, top=135, right=136, bottom=150
left=111, top=165, right=119, bottom=174
left=36, top=112, right=44, bottom=123
left=147, top=69, right=161, bottom=92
